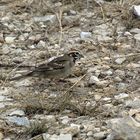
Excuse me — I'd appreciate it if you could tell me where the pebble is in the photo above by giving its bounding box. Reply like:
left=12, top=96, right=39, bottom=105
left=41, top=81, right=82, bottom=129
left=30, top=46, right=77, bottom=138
left=61, top=126, right=79, bottom=136
left=2, top=44, right=10, bottom=54
left=59, top=134, right=72, bottom=140
left=80, top=32, right=92, bottom=39
left=43, top=133, right=72, bottom=140
left=93, top=131, right=107, bottom=140
left=33, top=15, right=56, bottom=23
left=117, top=83, right=127, bottom=90
left=115, top=57, right=126, bottom=64
left=69, top=10, right=77, bottom=15
left=130, top=28, right=140, bottom=34
left=107, top=117, right=140, bottom=140
left=114, top=76, right=122, bottom=82
left=96, top=80, right=109, bottom=88
left=9, top=109, right=25, bottom=116
left=125, top=99, right=140, bottom=109
left=94, top=94, right=102, bottom=101
left=5, top=36, right=16, bottom=43
left=6, top=116, right=30, bottom=126
left=114, top=93, right=129, bottom=100
left=14, top=79, right=32, bottom=87
left=134, top=33, right=140, bottom=41
left=102, top=70, right=113, bottom=76
left=87, top=131, right=93, bottom=137
left=132, top=5, right=140, bottom=18
left=114, top=70, right=125, bottom=77
left=102, top=97, right=112, bottom=101
left=89, top=76, right=99, bottom=84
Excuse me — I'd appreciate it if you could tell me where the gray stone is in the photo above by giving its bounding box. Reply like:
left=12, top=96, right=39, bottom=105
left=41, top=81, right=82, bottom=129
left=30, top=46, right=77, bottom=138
left=2, top=44, right=10, bottom=54
left=43, top=134, right=72, bottom=140
left=93, top=131, right=107, bottom=140
left=59, top=134, right=72, bottom=140
left=69, top=10, right=77, bottom=15
left=14, top=79, right=32, bottom=87
left=0, top=95, right=12, bottom=102
left=5, top=36, right=16, bottom=43
left=125, top=99, right=140, bottom=109
left=134, top=33, right=140, bottom=41
left=80, top=32, right=92, bottom=39
left=133, top=5, right=140, bottom=18
left=6, top=116, right=30, bottom=126
left=115, top=70, right=125, bottom=77
left=61, top=126, right=79, bottom=136
left=87, top=131, right=93, bottom=137
left=115, top=57, right=126, bottom=64
left=117, top=83, right=127, bottom=90
left=114, top=93, right=129, bottom=100
left=9, top=110, right=25, bottom=116
left=33, top=15, right=56, bottom=23
left=107, top=117, right=140, bottom=140
left=130, top=28, right=140, bottom=34
left=89, top=76, right=99, bottom=84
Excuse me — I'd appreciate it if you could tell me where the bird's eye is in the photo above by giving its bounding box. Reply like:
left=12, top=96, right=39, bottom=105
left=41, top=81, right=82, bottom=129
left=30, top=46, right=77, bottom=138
left=75, top=52, right=79, bottom=55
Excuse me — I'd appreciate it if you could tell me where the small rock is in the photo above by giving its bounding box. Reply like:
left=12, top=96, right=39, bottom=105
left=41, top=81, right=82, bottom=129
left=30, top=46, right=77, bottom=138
left=117, top=83, right=127, bottom=90
left=61, top=126, right=79, bottom=136
left=102, top=70, right=113, bottom=76
left=89, top=76, right=99, bottom=84
left=9, top=110, right=25, bottom=116
left=0, top=95, right=12, bottom=102
left=2, top=44, right=10, bottom=54
left=114, top=76, right=122, bottom=82
left=96, top=80, right=109, bottom=88
left=134, top=34, right=140, bottom=48
left=102, top=97, right=111, bottom=101
left=6, top=116, right=30, bottom=126
left=59, top=134, right=72, bottom=140
left=126, top=63, right=140, bottom=68
left=126, top=99, right=140, bottom=109
left=134, top=33, right=140, bottom=41
left=14, top=79, right=32, bottom=87
left=87, top=131, right=93, bottom=137
left=130, top=28, right=140, bottom=34
left=69, top=10, right=77, bottom=15
left=43, top=134, right=58, bottom=140
left=80, top=32, right=92, bottom=39
left=93, top=131, right=107, bottom=140
left=114, top=70, right=125, bottom=77
left=33, top=15, right=56, bottom=23
left=124, top=31, right=132, bottom=36
left=5, top=36, right=16, bottom=43
left=132, top=5, right=140, bottom=18
left=107, top=117, right=140, bottom=140
left=94, top=94, right=102, bottom=101
left=114, top=93, right=129, bottom=100
left=115, top=57, right=126, bottom=64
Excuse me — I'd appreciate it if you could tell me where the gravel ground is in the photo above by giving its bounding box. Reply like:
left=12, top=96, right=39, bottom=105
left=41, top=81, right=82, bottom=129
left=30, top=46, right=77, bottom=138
left=0, top=0, right=140, bottom=140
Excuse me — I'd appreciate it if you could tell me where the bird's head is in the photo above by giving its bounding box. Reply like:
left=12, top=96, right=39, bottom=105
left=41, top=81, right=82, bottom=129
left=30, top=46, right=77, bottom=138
left=67, top=51, right=84, bottom=62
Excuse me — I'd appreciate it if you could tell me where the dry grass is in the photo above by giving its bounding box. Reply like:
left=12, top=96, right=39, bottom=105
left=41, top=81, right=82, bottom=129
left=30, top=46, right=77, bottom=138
left=102, top=0, right=140, bottom=28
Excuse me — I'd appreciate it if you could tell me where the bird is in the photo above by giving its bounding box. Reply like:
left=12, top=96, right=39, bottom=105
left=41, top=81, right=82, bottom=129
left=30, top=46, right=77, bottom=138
left=10, top=51, right=84, bottom=80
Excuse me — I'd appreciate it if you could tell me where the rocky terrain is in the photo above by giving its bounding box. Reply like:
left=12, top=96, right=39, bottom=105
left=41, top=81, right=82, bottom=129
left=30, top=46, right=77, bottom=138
left=0, top=0, right=140, bottom=140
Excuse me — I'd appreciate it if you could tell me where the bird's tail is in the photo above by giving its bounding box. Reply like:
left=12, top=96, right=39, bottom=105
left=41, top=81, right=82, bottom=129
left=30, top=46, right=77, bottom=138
left=9, top=71, right=34, bottom=81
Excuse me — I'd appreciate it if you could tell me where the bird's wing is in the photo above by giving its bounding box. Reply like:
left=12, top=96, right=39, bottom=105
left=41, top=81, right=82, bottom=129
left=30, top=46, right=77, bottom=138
left=33, top=55, right=69, bottom=72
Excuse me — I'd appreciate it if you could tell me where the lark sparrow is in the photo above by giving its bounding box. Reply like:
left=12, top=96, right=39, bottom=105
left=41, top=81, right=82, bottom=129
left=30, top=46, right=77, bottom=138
left=10, top=51, right=84, bottom=80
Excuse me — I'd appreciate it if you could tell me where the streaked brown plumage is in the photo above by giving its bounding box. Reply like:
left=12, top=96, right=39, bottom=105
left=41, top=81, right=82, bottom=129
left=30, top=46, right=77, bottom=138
left=10, top=51, right=84, bottom=80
